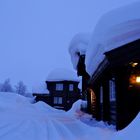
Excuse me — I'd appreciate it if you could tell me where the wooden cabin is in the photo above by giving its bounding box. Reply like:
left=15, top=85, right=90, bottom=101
left=33, top=69, right=81, bottom=111
left=46, top=80, right=80, bottom=111
left=68, top=2, right=140, bottom=130
left=77, top=39, right=140, bottom=130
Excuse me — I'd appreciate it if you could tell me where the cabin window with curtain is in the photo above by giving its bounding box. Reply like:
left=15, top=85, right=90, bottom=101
left=100, top=86, right=103, bottom=103
left=53, top=97, right=63, bottom=104
left=109, top=78, right=116, bottom=101
left=69, top=84, right=74, bottom=91
left=56, top=83, right=63, bottom=91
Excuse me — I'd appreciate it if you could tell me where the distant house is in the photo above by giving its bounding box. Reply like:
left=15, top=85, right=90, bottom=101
left=69, top=3, right=140, bottom=130
left=33, top=68, right=81, bottom=111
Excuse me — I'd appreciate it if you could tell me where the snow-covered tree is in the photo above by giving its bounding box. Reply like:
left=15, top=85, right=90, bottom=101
left=1, top=79, right=13, bottom=92
left=15, top=81, right=27, bottom=96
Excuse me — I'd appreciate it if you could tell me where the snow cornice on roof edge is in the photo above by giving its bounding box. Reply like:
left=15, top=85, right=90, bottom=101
left=85, top=1, right=140, bottom=76
left=68, top=33, right=91, bottom=70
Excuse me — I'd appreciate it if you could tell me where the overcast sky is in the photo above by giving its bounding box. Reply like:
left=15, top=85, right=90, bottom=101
left=0, top=0, right=138, bottom=91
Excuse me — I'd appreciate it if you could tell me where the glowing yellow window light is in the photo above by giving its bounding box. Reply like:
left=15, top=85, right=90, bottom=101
left=136, top=76, right=140, bottom=83
left=129, top=75, right=140, bottom=84
left=129, top=62, right=138, bottom=67
left=132, top=62, right=138, bottom=67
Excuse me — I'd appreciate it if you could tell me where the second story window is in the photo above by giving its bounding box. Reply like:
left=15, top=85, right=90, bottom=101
left=56, top=83, right=63, bottom=91
left=69, top=84, right=74, bottom=91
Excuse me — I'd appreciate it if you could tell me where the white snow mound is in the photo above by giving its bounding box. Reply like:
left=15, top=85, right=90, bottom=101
left=0, top=92, right=139, bottom=140
left=46, top=68, right=80, bottom=82
left=69, top=33, right=91, bottom=70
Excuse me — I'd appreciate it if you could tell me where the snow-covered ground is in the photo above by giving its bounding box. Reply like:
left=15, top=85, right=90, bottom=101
left=0, top=92, right=139, bottom=140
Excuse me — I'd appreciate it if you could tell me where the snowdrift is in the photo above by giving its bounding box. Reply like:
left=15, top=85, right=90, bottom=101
left=0, top=92, right=139, bottom=140
left=113, top=113, right=140, bottom=140
left=0, top=92, right=107, bottom=140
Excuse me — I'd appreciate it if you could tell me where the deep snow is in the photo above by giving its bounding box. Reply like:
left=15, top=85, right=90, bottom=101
left=46, top=68, right=80, bottom=82
left=86, top=1, right=140, bottom=76
left=69, top=33, right=91, bottom=70
left=0, top=92, right=139, bottom=140
left=69, top=1, right=140, bottom=76
left=32, top=81, right=49, bottom=94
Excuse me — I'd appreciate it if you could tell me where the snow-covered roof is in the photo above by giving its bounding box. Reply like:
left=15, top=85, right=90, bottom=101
left=69, top=1, right=140, bottom=77
left=86, top=1, right=140, bottom=76
left=46, top=68, right=80, bottom=82
left=32, top=82, right=49, bottom=94
left=69, top=33, right=91, bottom=70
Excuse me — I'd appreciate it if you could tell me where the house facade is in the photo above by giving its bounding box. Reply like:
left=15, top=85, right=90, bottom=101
left=46, top=80, right=80, bottom=110
left=69, top=3, right=140, bottom=130
left=86, top=40, right=140, bottom=130
left=71, top=39, right=140, bottom=130
left=33, top=69, right=81, bottom=111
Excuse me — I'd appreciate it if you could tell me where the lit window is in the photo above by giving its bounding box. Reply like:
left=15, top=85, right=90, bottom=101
left=53, top=97, right=63, bottom=104
left=136, top=76, right=140, bottom=83
left=100, top=86, right=103, bottom=103
left=129, top=74, right=140, bottom=84
left=69, top=84, right=74, bottom=91
left=109, top=78, right=116, bottom=101
left=129, top=62, right=138, bottom=67
left=56, top=83, right=63, bottom=91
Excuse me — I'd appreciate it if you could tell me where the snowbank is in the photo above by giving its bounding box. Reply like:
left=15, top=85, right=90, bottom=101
left=46, top=68, right=80, bottom=82
left=0, top=92, right=139, bottom=140
left=113, top=113, right=140, bottom=140
left=67, top=99, right=87, bottom=118
left=0, top=92, right=34, bottom=106
left=0, top=92, right=111, bottom=140
left=86, top=1, right=140, bottom=76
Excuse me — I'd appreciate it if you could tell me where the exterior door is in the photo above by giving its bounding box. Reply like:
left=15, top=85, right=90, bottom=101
left=87, top=88, right=96, bottom=117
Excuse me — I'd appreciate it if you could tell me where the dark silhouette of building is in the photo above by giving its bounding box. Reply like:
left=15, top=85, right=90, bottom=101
left=76, top=39, right=140, bottom=130
left=33, top=69, right=81, bottom=111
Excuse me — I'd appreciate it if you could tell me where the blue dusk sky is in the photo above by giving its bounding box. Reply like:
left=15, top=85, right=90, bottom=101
left=0, top=0, right=138, bottom=91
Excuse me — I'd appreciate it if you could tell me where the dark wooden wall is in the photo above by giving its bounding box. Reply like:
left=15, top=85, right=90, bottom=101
left=46, top=81, right=80, bottom=111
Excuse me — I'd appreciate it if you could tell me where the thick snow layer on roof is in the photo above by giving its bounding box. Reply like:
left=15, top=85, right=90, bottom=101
left=32, top=81, right=49, bottom=94
left=86, top=1, right=140, bottom=76
left=69, top=33, right=91, bottom=69
left=46, top=68, right=80, bottom=82
left=0, top=92, right=139, bottom=140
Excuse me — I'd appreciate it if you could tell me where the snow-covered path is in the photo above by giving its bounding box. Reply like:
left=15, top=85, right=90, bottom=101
left=0, top=92, right=139, bottom=140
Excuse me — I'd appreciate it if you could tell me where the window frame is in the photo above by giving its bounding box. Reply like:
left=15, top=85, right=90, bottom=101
left=69, top=84, right=74, bottom=91
left=56, top=83, right=63, bottom=91
left=53, top=97, right=63, bottom=104
left=109, top=78, right=116, bottom=102
left=100, top=86, right=103, bottom=103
